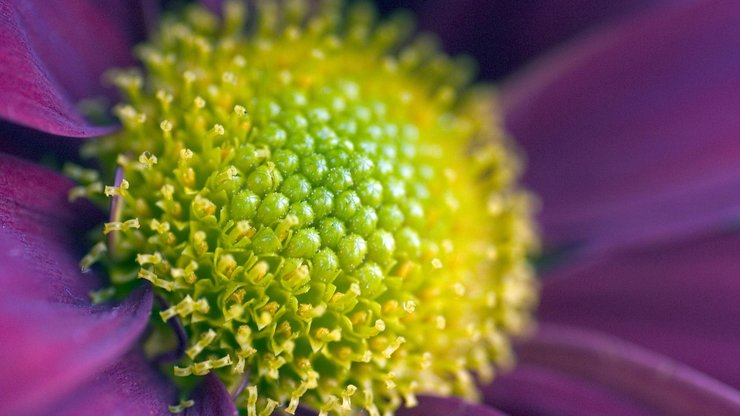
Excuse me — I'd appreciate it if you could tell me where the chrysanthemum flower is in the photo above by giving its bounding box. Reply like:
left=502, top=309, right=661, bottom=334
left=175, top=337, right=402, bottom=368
left=0, top=1, right=738, bottom=415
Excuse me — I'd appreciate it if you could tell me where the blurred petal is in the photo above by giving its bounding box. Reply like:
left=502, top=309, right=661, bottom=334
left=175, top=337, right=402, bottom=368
left=185, top=374, right=238, bottom=416
left=0, top=153, right=153, bottom=414
left=0, top=0, right=148, bottom=136
left=200, top=0, right=223, bottom=14
left=539, top=231, right=740, bottom=389
left=486, top=364, right=655, bottom=416
left=53, top=350, right=177, bottom=416
left=398, top=396, right=506, bottom=416
left=377, top=0, right=670, bottom=79
left=503, top=0, right=740, bottom=256
left=485, top=325, right=740, bottom=416
left=0, top=120, right=93, bottom=167
left=11, top=0, right=148, bottom=101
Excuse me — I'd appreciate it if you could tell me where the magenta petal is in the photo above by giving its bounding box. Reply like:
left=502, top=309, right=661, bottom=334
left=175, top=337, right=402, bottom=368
left=0, top=0, right=148, bottom=136
left=185, top=374, right=238, bottom=416
left=0, top=154, right=153, bottom=414
left=486, top=325, right=740, bottom=416
left=503, top=0, right=740, bottom=256
left=51, top=349, right=177, bottom=416
left=397, top=396, right=506, bottom=416
left=539, top=231, right=740, bottom=389
left=0, top=257, right=155, bottom=415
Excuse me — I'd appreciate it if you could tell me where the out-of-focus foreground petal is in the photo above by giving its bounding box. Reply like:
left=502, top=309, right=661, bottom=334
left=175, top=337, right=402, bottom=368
left=0, top=0, right=148, bottom=136
left=0, top=153, right=154, bottom=415
left=503, top=0, right=740, bottom=257
left=398, top=396, right=507, bottom=416
left=485, top=325, right=740, bottom=416
left=539, top=231, right=740, bottom=390
left=52, top=350, right=177, bottom=416
left=185, top=374, right=238, bottom=416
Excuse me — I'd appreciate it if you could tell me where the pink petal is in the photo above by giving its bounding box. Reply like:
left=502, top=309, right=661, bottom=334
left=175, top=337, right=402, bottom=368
left=539, top=231, right=740, bottom=389
left=52, top=349, right=177, bottom=416
left=485, top=325, right=740, bottom=416
left=185, top=374, right=238, bottom=416
left=503, top=0, right=740, bottom=256
left=0, top=153, right=153, bottom=414
left=0, top=0, right=148, bottom=136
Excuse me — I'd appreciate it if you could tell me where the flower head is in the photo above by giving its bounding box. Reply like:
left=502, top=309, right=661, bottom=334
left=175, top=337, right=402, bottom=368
left=74, top=2, right=536, bottom=414
left=0, top=0, right=739, bottom=415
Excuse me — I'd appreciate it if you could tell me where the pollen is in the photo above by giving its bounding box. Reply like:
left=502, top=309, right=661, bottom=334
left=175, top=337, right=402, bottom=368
left=78, top=1, right=538, bottom=415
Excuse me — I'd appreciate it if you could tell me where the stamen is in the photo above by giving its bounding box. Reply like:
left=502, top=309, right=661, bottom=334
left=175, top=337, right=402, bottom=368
left=79, top=241, right=107, bottom=272
left=154, top=295, right=189, bottom=364
left=103, top=218, right=139, bottom=234
left=168, top=399, right=194, bottom=414
left=68, top=182, right=103, bottom=202
left=185, top=329, right=217, bottom=359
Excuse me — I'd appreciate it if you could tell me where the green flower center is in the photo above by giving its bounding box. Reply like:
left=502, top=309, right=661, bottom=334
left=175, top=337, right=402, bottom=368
left=75, top=1, right=538, bottom=415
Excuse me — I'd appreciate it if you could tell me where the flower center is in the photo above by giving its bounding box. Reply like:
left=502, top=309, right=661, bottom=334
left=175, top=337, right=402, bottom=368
left=77, top=1, right=538, bottom=415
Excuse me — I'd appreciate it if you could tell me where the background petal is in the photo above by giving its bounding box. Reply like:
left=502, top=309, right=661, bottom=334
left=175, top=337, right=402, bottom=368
left=398, top=396, right=507, bottom=416
left=0, top=0, right=148, bottom=136
left=485, top=325, right=740, bottom=416
left=52, top=350, right=177, bottom=416
left=503, top=0, right=740, bottom=257
left=538, top=231, right=740, bottom=390
left=0, top=120, right=92, bottom=166
left=376, top=0, right=671, bottom=79
left=485, top=364, right=655, bottom=416
left=0, top=153, right=153, bottom=414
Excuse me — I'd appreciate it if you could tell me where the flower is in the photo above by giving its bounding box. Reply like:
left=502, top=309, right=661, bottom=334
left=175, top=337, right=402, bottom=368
left=0, top=1, right=738, bottom=416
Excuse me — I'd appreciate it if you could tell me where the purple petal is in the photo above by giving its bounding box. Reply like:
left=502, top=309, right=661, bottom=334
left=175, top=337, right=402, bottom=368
left=486, top=364, right=655, bottom=416
left=200, top=0, right=223, bottom=15
left=0, top=0, right=148, bottom=136
left=412, top=0, right=673, bottom=79
left=503, top=0, right=740, bottom=256
left=185, top=374, right=238, bottom=416
left=398, top=396, right=506, bottom=416
left=0, top=120, right=90, bottom=165
left=485, top=325, right=740, bottom=416
left=52, top=349, right=177, bottom=416
left=539, top=231, right=740, bottom=389
left=0, top=153, right=153, bottom=414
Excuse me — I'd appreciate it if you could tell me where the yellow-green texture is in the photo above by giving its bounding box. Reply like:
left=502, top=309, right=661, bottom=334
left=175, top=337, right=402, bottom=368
left=78, top=1, right=539, bottom=415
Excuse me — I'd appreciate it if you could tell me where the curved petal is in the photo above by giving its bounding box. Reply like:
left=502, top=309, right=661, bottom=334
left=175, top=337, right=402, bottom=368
left=0, top=154, right=153, bottom=414
left=52, top=350, right=177, bottom=416
left=0, top=120, right=91, bottom=166
left=539, top=231, right=740, bottom=389
left=503, top=0, right=740, bottom=256
left=398, top=396, right=506, bottom=416
left=185, top=374, right=238, bottom=416
left=407, top=0, right=671, bottom=80
left=485, top=325, right=740, bottom=416
left=486, top=364, right=655, bottom=416
left=0, top=0, right=149, bottom=136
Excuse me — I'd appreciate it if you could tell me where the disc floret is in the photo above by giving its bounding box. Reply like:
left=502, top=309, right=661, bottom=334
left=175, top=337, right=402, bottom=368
left=80, top=1, right=538, bottom=415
